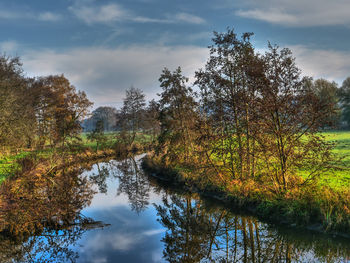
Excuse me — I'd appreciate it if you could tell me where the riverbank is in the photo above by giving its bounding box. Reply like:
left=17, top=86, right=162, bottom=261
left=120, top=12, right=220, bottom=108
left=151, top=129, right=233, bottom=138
left=142, top=154, right=350, bottom=238
left=0, top=131, right=152, bottom=183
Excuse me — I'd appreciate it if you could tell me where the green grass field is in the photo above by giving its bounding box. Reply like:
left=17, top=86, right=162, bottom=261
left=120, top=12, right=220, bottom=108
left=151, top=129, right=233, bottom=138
left=318, top=131, right=350, bottom=190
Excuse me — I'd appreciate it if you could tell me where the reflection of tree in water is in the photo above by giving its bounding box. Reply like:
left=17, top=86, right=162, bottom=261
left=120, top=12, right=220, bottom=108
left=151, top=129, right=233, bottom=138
left=156, top=194, right=350, bottom=263
left=86, top=157, right=152, bottom=213
left=155, top=194, right=212, bottom=262
left=116, top=157, right=151, bottom=213
left=89, top=163, right=111, bottom=194
left=0, top=162, right=105, bottom=262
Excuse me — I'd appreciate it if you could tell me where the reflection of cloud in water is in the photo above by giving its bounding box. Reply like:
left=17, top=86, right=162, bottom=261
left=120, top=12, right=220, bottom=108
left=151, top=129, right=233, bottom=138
left=143, top=229, right=166, bottom=236
left=91, top=258, right=107, bottom=263
left=76, top=206, right=166, bottom=263
left=83, top=228, right=165, bottom=252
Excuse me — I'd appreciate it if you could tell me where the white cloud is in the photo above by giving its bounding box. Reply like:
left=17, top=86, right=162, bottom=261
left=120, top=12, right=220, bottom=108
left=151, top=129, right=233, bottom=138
left=172, top=12, right=205, bottom=24
left=236, top=8, right=297, bottom=25
left=19, top=43, right=350, bottom=108
left=69, top=2, right=205, bottom=25
left=0, top=8, right=62, bottom=22
left=290, top=45, right=350, bottom=82
left=21, top=45, right=208, bottom=108
left=234, top=0, right=350, bottom=27
left=38, top=12, right=62, bottom=22
left=69, top=3, right=129, bottom=24
left=254, top=45, right=350, bottom=83
left=0, top=41, right=19, bottom=53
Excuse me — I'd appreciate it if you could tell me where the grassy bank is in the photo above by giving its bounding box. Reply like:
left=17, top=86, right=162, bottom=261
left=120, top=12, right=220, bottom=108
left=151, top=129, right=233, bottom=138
left=143, top=131, right=350, bottom=236
left=0, top=132, right=152, bottom=184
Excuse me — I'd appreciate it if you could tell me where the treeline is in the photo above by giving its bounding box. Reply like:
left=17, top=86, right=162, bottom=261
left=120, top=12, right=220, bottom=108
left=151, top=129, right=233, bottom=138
left=0, top=56, right=92, bottom=153
left=82, top=90, right=160, bottom=140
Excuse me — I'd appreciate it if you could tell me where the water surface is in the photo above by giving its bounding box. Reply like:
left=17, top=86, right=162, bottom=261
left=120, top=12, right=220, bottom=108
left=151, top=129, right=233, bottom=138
left=1, top=155, right=350, bottom=262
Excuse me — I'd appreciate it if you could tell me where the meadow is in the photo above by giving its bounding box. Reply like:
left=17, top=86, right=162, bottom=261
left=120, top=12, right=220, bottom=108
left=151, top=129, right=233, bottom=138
left=318, top=131, right=350, bottom=190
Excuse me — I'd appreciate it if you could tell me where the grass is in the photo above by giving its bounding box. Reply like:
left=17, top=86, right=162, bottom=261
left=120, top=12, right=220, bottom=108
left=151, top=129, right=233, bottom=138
left=0, top=148, right=57, bottom=183
left=316, top=131, right=350, bottom=190
left=0, top=131, right=154, bottom=182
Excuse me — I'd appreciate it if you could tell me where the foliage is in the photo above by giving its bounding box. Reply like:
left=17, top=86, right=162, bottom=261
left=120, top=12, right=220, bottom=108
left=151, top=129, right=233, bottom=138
left=117, top=87, right=146, bottom=147
left=33, top=75, right=92, bottom=147
left=339, top=77, right=350, bottom=128
left=87, top=119, right=108, bottom=151
left=158, top=67, right=198, bottom=164
left=193, top=29, right=338, bottom=193
left=82, top=106, right=118, bottom=132
left=0, top=56, right=36, bottom=148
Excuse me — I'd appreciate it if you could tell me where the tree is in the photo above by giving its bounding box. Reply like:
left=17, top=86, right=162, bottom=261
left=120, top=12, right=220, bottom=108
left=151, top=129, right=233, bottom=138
left=82, top=106, right=118, bottom=132
left=339, top=77, right=350, bottom=128
left=0, top=56, right=36, bottom=150
left=118, top=87, right=146, bottom=147
left=87, top=119, right=107, bottom=151
left=143, top=99, right=161, bottom=142
left=33, top=75, right=92, bottom=147
left=193, top=28, right=337, bottom=192
left=158, top=67, right=198, bottom=164
left=195, top=29, right=264, bottom=179
left=256, top=44, right=336, bottom=192
left=311, top=78, right=340, bottom=128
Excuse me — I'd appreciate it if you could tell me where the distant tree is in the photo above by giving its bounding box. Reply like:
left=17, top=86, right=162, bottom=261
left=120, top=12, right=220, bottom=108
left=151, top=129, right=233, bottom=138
left=118, top=87, right=146, bottom=147
left=87, top=119, right=107, bottom=151
left=339, top=77, right=350, bottom=128
left=83, top=106, right=118, bottom=132
left=311, top=78, right=341, bottom=128
left=144, top=99, right=161, bottom=142
left=158, top=67, right=198, bottom=164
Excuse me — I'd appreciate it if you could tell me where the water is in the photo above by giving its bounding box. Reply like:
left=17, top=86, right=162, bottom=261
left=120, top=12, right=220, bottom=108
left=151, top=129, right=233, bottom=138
left=0, top=155, right=350, bottom=263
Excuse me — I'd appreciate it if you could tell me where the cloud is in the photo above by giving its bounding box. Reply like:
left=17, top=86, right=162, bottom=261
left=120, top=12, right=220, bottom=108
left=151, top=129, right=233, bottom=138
left=38, top=12, right=62, bottom=22
left=0, top=41, right=19, bottom=53
left=19, top=42, right=350, bottom=108
left=172, top=12, right=205, bottom=24
left=290, top=45, right=350, bottom=82
left=69, top=2, right=205, bottom=25
left=236, top=8, right=298, bottom=25
left=21, top=45, right=208, bottom=108
left=0, top=8, right=62, bottom=22
left=69, top=3, right=129, bottom=24
left=254, top=45, right=350, bottom=83
left=234, top=0, right=350, bottom=27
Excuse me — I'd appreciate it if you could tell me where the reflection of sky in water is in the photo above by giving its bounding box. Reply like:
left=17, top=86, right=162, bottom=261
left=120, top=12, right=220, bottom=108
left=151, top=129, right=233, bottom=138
left=19, top=156, right=350, bottom=263
left=73, top=159, right=167, bottom=263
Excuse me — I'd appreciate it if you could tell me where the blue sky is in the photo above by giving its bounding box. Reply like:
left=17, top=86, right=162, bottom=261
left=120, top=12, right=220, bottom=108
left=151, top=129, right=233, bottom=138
left=1, top=0, right=350, bottom=108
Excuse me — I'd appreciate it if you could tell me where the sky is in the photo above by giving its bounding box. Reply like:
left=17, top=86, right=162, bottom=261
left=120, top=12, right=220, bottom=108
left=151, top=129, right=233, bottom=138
left=1, top=0, right=350, bottom=109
